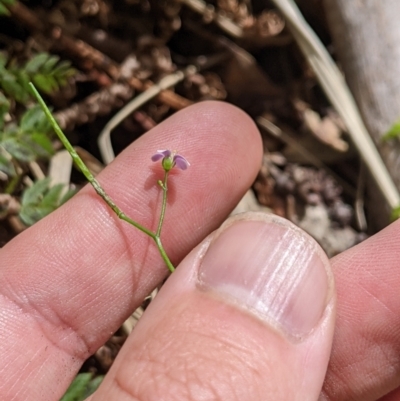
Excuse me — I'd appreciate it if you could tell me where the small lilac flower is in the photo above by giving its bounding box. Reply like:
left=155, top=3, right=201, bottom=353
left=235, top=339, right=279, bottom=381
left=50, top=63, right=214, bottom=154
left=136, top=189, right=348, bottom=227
left=151, top=149, right=190, bottom=172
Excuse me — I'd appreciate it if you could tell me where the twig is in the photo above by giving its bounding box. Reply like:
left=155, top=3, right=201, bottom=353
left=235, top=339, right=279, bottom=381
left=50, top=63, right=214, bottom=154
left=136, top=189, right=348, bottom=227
left=98, top=66, right=197, bottom=164
left=180, top=0, right=244, bottom=38
left=8, top=1, right=44, bottom=31
left=51, top=27, right=120, bottom=79
left=53, top=78, right=192, bottom=134
left=130, top=78, right=193, bottom=110
left=54, top=83, right=134, bottom=131
left=28, top=161, right=45, bottom=180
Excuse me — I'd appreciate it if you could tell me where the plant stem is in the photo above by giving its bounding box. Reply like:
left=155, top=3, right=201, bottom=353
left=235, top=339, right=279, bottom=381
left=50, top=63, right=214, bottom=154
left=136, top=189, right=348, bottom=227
left=29, top=82, right=176, bottom=272
left=156, top=170, right=168, bottom=237
left=154, top=236, right=175, bottom=273
left=30, top=83, right=154, bottom=238
left=154, top=170, right=175, bottom=273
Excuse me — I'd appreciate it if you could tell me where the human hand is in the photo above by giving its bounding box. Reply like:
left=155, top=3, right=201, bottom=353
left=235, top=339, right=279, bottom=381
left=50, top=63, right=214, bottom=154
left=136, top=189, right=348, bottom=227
left=0, top=101, right=399, bottom=401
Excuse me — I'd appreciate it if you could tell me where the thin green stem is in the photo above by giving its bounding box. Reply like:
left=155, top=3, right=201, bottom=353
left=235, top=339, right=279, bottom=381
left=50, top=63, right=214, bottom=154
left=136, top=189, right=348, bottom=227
left=156, top=170, right=169, bottom=237
left=29, top=83, right=154, bottom=239
left=154, top=236, right=175, bottom=273
left=30, top=82, right=176, bottom=273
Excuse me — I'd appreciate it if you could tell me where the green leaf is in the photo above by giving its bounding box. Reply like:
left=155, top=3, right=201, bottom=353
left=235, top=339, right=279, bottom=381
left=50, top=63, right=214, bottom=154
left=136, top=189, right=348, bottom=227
left=0, top=91, right=10, bottom=130
left=0, top=51, right=75, bottom=103
left=21, top=177, right=50, bottom=205
left=18, top=207, right=36, bottom=226
left=0, top=152, right=16, bottom=176
left=1, top=0, right=16, bottom=6
left=16, top=69, right=31, bottom=94
left=0, top=52, right=76, bottom=102
left=60, top=188, right=77, bottom=204
left=20, top=105, right=51, bottom=133
left=85, top=375, right=103, bottom=395
left=24, top=53, right=50, bottom=74
left=42, top=55, right=60, bottom=73
left=19, top=179, right=71, bottom=226
left=382, top=120, right=400, bottom=141
left=30, top=132, right=54, bottom=154
left=1, top=106, right=54, bottom=162
left=19, top=203, right=54, bottom=226
left=53, top=60, right=73, bottom=75
left=1, top=137, right=36, bottom=162
left=33, top=73, right=59, bottom=94
left=59, top=373, right=103, bottom=401
left=22, top=134, right=53, bottom=158
left=40, top=183, right=64, bottom=207
left=0, top=74, right=28, bottom=103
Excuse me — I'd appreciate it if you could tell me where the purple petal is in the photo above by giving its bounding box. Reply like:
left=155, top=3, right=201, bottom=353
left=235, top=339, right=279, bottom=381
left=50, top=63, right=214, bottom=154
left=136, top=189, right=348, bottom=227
left=151, top=153, right=164, bottom=162
left=173, top=154, right=190, bottom=170
left=151, top=149, right=171, bottom=162
left=159, top=149, right=172, bottom=157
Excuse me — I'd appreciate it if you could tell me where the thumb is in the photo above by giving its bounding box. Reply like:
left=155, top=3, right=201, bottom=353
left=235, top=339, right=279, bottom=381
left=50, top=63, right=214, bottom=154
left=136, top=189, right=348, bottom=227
left=91, top=213, right=335, bottom=401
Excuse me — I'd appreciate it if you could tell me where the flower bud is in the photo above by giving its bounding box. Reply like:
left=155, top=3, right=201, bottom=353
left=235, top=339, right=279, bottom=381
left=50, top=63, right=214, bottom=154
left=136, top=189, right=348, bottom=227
left=162, top=155, right=175, bottom=171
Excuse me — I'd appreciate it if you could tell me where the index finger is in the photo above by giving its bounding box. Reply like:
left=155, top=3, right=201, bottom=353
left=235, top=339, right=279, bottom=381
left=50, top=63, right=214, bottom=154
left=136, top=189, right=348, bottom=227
left=0, top=101, right=262, bottom=401
left=322, top=218, right=400, bottom=400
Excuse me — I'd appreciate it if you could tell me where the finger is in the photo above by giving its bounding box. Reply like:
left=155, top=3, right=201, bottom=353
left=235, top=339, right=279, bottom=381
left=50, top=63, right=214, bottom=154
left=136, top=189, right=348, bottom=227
left=378, top=387, right=400, bottom=401
left=0, top=101, right=262, bottom=401
left=91, top=213, right=336, bottom=401
left=321, top=219, right=400, bottom=401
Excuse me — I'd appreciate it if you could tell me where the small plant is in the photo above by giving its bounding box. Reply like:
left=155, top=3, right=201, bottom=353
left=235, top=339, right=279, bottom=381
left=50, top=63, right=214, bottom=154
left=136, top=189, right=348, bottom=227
left=60, top=373, right=103, bottom=401
left=31, top=83, right=189, bottom=272
left=0, top=49, right=76, bottom=230
left=0, top=105, right=54, bottom=176
left=0, top=52, right=75, bottom=104
left=19, top=177, right=75, bottom=226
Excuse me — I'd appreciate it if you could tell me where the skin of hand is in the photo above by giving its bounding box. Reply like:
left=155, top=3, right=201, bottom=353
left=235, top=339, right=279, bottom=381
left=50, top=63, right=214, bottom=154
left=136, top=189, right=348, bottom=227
left=0, top=101, right=399, bottom=401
